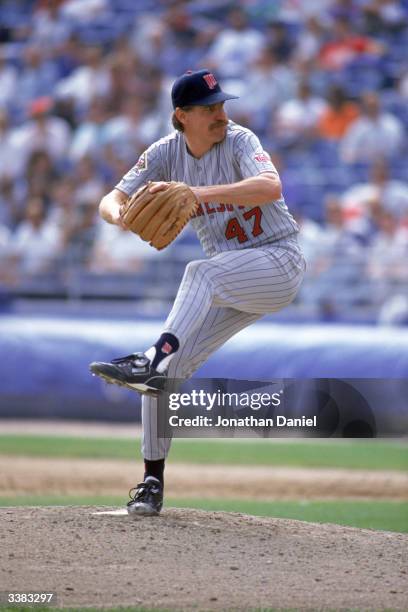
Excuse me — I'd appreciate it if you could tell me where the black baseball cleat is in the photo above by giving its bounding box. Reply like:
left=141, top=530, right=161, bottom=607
left=127, top=476, right=163, bottom=516
left=89, top=352, right=167, bottom=396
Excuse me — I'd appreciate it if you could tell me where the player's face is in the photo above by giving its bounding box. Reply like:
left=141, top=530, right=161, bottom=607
left=186, top=103, right=229, bottom=144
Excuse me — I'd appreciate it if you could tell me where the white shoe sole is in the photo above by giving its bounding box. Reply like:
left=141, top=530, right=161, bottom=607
left=91, top=371, right=162, bottom=397
left=127, top=382, right=162, bottom=396
left=127, top=502, right=161, bottom=516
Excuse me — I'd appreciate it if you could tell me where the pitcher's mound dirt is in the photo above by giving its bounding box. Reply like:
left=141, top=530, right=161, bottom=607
left=1, top=506, right=407, bottom=611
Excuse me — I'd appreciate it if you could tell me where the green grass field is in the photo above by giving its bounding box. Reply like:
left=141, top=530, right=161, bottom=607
left=0, top=435, right=407, bottom=470
left=0, top=495, right=406, bottom=533
left=0, top=435, right=407, bottom=533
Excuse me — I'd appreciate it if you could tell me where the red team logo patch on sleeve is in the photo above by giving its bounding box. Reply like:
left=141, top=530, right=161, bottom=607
left=134, top=152, right=148, bottom=175
left=254, top=151, right=270, bottom=163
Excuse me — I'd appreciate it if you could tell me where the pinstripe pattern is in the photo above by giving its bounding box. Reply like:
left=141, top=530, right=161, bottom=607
left=116, top=120, right=305, bottom=460
left=142, top=238, right=305, bottom=459
left=164, top=241, right=304, bottom=337
left=142, top=307, right=261, bottom=459
left=116, top=121, right=299, bottom=257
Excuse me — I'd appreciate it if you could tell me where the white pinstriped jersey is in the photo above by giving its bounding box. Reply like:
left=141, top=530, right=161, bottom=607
left=116, top=121, right=299, bottom=257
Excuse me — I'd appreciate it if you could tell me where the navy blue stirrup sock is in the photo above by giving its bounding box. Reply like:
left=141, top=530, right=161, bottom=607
left=151, top=333, right=179, bottom=370
left=144, top=459, right=165, bottom=487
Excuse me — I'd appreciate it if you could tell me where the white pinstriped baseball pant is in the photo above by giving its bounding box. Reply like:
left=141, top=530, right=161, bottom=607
left=142, top=238, right=305, bottom=459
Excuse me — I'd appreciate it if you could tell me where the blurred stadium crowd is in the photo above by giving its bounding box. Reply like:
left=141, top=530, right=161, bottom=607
left=0, top=0, right=408, bottom=323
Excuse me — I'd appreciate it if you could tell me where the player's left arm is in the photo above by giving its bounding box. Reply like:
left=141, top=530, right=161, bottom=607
left=189, top=129, right=281, bottom=206
left=189, top=171, right=281, bottom=206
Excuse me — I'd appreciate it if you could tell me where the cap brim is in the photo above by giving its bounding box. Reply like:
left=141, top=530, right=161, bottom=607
left=188, top=91, right=239, bottom=106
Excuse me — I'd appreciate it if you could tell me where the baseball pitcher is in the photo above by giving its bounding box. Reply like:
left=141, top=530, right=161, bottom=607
left=90, top=69, right=306, bottom=515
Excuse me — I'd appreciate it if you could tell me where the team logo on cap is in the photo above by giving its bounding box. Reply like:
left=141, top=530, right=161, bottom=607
left=203, top=73, right=217, bottom=89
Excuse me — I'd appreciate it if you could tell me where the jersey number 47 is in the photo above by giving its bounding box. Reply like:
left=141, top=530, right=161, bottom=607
left=225, top=207, right=264, bottom=243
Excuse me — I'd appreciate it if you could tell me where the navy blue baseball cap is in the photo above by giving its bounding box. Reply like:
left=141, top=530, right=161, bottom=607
left=171, top=69, right=239, bottom=109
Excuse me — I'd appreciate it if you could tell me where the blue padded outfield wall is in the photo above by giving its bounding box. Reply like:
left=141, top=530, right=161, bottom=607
left=0, top=314, right=407, bottom=434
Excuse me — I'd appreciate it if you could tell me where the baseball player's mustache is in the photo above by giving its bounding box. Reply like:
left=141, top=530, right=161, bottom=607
left=210, top=121, right=228, bottom=129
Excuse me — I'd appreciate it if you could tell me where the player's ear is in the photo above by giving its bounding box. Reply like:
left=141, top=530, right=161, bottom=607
left=173, top=106, right=194, bottom=132
left=174, top=107, right=185, bottom=124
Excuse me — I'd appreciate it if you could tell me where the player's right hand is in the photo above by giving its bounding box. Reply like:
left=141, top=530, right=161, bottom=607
left=148, top=181, right=171, bottom=194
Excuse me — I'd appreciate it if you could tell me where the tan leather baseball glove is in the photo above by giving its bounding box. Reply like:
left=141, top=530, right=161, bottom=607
left=120, top=181, right=198, bottom=250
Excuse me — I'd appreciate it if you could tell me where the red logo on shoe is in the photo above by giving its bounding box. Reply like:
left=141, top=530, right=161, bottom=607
left=203, top=73, right=218, bottom=89
left=162, top=342, right=173, bottom=354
